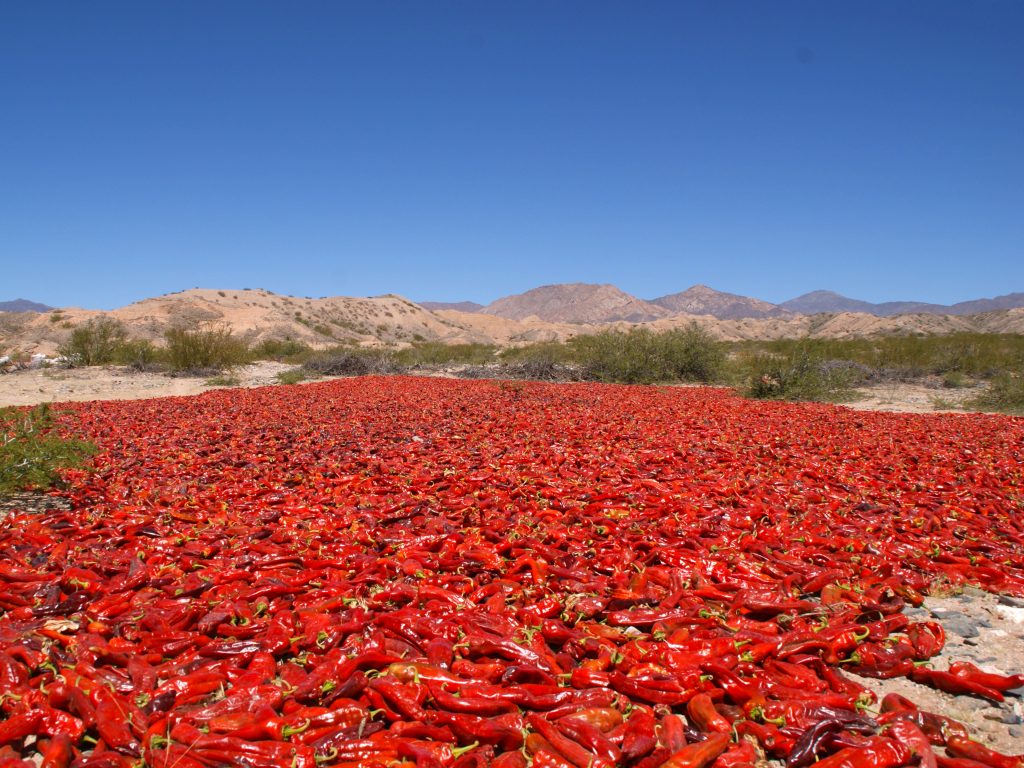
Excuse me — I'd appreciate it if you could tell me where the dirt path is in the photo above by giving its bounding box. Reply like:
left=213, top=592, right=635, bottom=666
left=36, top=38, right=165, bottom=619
left=0, top=362, right=293, bottom=407
left=843, top=380, right=984, bottom=414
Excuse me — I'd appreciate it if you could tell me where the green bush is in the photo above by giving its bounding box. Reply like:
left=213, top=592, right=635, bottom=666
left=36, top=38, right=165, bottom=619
left=0, top=404, right=96, bottom=493
left=743, top=345, right=863, bottom=402
left=114, top=339, right=162, bottom=371
left=164, top=325, right=251, bottom=373
left=499, top=341, right=575, bottom=365
left=942, top=371, right=969, bottom=389
left=732, top=333, right=1024, bottom=381
left=58, top=316, right=129, bottom=366
left=276, top=368, right=310, bottom=385
left=395, top=342, right=496, bottom=367
left=968, top=372, right=1024, bottom=415
left=251, top=338, right=315, bottom=363
left=302, top=347, right=405, bottom=377
left=568, top=325, right=725, bottom=384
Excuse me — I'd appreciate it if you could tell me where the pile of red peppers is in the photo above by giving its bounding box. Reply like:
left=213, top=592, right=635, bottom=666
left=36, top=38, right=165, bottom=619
left=1, top=377, right=1023, bottom=768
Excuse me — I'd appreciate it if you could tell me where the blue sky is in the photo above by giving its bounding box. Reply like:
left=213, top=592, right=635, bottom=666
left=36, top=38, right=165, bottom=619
left=2, top=2, right=1021, bottom=309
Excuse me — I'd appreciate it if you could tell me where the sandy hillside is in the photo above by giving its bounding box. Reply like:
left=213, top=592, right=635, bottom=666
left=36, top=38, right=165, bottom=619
left=0, top=289, right=492, bottom=356
left=4, top=288, right=1024, bottom=358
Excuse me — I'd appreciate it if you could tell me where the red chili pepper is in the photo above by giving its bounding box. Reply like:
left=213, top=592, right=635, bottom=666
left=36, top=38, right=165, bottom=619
left=906, top=622, right=945, bottom=658
left=39, top=733, right=74, bottom=768
left=426, top=712, right=525, bottom=752
left=735, top=719, right=793, bottom=757
left=948, top=661, right=1024, bottom=692
left=658, top=714, right=689, bottom=753
left=527, top=713, right=613, bottom=768
left=491, top=751, right=529, bottom=768
left=555, top=716, right=620, bottom=764
left=936, top=758, right=996, bottom=768
left=946, top=736, right=1023, bottom=768
left=700, top=663, right=758, bottom=703
left=909, top=667, right=1005, bottom=702
left=556, top=707, right=622, bottom=732
left=811, top=736, right=912, bottom=768
left=618, top=709, right=659, bottom=761
left=886, top=718, right=938, bottom=768
left=0, top=711, right=42, bottom=747
left=427, top=682, right=519, bottom=715
left=659, top=732, right=730, bottom=768
left=687, top=693, right=732, bottom=733
left=717, top=739, right=759, bottom=768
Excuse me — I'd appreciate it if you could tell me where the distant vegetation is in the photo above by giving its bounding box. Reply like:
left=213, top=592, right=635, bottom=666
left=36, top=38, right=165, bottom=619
left=567, top=326, right=725, bottom=384
left=967, top=372, right=1024, bottom=415
left=300, top=324, right=727, bottom=385
left=732, top=333, right=1024, bottom=404
left=54, top=320, right=316, bottom=374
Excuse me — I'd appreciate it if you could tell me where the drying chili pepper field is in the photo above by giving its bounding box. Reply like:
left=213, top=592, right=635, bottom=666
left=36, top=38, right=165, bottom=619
left=1, top=376, right=1023, bottom=768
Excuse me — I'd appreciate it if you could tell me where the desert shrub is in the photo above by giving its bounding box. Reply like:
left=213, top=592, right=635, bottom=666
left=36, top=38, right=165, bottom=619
left=968, top=372, right=1024, bottom=415
left=164, top=325, right=251, bottom=373
left=205, top=374, right=241, bottom=387
left=302, top=348, right=405, bottom=377
left=569, top=325, right=725, bottom=384
left=0, top=404, right=96, bottom=493
left=734, top=333, right=1024, bottom=381
left=113, top=339, right=162, bottom=372
left=942, top=371, right=969, bottom=389
left=395, top=342, right=496, bottom=367
left=58, top=316, right=129, bottom=366
left=501, top=359, right=587, bottom=382
left=276, top=368, right=310, bottom=385
left=251, top=338, right=315, bottom=363
left=744, top=345, right=863, bottom=402
left=499, top=341, right=575, bottom=365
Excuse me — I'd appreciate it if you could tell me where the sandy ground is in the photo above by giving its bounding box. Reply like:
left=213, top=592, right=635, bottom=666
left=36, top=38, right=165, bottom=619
left=0, top=365, right=1000, bottom=415
left=0, top=362, right=293, bottom=407
left=843, top=380, right=985, bottom=414
left=854, top=588, right=1024, bottom=754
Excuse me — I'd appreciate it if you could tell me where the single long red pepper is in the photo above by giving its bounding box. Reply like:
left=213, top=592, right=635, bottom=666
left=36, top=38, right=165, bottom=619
left=948, top=661, right=1024, bottom=692
left=811, top=736, right=911, bottom=768
left=618, top=710, right=659, bottom=761
left=945, top=736, right=1023, bottom=768
left=687, top=693, right=732, bottom=733
left=659, top=732, right=730, bottom=768
left=886, top=719, right=938, bottom=768
left=909, top=667, right=1005, bottom=702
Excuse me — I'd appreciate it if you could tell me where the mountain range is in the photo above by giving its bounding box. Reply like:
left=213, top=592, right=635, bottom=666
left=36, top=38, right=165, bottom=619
left=426, top=284, right=1024, bottom=323
left=0, top=299, right=54, bottom=313
left=3, top=285, right=1024, bottom=357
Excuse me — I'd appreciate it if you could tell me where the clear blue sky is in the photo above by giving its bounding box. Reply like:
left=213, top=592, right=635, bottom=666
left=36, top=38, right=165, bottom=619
left=2, top=2, right=1022, bottom=309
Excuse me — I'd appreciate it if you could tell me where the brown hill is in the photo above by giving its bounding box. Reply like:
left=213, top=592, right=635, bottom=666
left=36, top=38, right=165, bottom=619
left=780, top=290, right=1024, bottom=317
left=0, top=299, right=54, bottom=313
left=484, top=283, right=669, bottom=323
left=0, top=288, right=490, bottom=356
left=419, top=301, right=484, bottom=313
left=423, top=285, right=1024, bottom=322
left=650, top=285, right=787, bottom=319
left=4, top=288, right=1024, bottom=358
